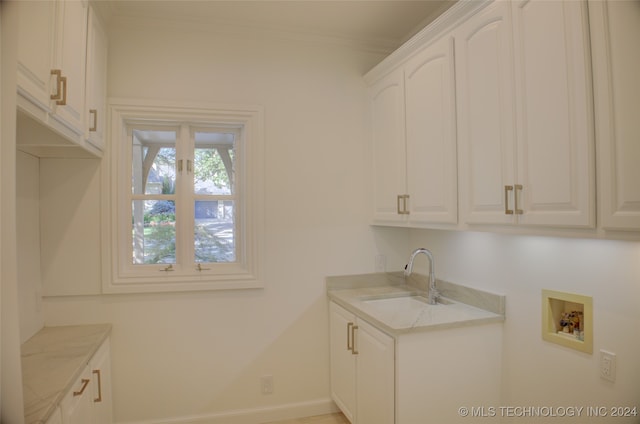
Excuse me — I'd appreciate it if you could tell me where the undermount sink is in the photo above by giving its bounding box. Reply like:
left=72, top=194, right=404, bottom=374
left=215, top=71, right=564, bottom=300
left=361, top=294, right=452, bottom=311
left=355, top=293, right=492, bottom=329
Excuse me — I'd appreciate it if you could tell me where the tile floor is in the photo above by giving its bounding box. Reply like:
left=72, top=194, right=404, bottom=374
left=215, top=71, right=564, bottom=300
left=263, top=412, right=349, bottom=424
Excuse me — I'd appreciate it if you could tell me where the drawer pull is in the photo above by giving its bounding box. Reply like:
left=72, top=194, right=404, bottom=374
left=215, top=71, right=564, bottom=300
left=73, top=379, right=90, bottom=397
left=347, top=322, right=353, bottom=351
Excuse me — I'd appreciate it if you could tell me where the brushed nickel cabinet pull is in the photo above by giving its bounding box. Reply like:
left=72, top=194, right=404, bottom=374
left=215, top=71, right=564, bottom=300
left=397, top=194, right=410, bottom=215
left=187, top=159, right=193, bottom=174
left=514, top=184, right=524, bottom=215
left=50, top=69, right=62, bottom=101
left=92, top=370, right=102, bottom=402
left=351, top=325, right=359, bottom=355
left=57, top=76, right=67, bottom=106
left=89, top=109, right=98, bottom=132
left=177, top=160, right=183, bottom=173
left=504, top=185, right=514, bottom=215
left=347, top=322, right=353, bottom=351
left=73, top=379, right=90, bottom=397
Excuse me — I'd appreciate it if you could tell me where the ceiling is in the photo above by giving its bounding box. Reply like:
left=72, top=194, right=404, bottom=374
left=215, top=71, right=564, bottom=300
left=104, top=0, right=457, bottom=52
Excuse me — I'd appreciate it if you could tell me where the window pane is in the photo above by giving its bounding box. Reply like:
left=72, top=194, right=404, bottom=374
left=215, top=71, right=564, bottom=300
left=194, top=131, right=235, bottom=195
left=132, top=200, right=176, bottom=264
left=194, top=200, right=235, bottom=263
left=132, top=130, right=177, bottom=195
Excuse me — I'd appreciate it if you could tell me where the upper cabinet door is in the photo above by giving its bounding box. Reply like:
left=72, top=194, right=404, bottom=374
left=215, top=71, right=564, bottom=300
left=404, top=36, right=458, bottom=225
left=455, top=1, right=518, bottom=225
left=50, top=0, right=89, bottom=136
left=85, top=6, right=108, bottom=150
left=371, top=69, right=407, bottom=223
left=511, top=0, right=595, bottom=228
left=590, top=0, right=640, bottom=231
left=17, top=0, right=57, bottom=110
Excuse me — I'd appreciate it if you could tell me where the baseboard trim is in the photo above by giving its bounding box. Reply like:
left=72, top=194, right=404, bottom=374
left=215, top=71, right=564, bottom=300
left=117, top=398, right=340, bottom=424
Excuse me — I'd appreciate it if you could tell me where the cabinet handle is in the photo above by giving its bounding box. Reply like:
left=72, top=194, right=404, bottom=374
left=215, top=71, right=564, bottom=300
left=73, top=379, right=90, bottom=397
left=347, top=322, right=353, bottom=352
left=50, top=69, right=63, bottom=102
left=504, top=185, right=514, bottom=215
left=57, top=76, right=67, bottom=106
left=514, top=184, right=523, bottom=215
left=351, top=325, right=359, bottom=355
left=397, top=194, right=410, bottom=215
left=93, top=369, right=102, bottom=402
left=89, top=109, right=98, bottom=132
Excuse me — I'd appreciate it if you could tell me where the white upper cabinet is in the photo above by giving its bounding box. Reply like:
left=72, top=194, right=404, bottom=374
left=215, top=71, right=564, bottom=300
left=371, top=68, right=407, bottom=224
left=455, top=1, right=517, bottom=226
left=371, top=36, right=458, bottom=226
left=85, top=5, right=108, bottom=150
left=456, top=0, right=595, bottom=228
left=589, top=0, right=640, bottom=231
left=404, top=37, right=458, bottom=225
left=50, top=0, right=89, bottom=136
left=17, top=0, right=57, bottom=110
left=511, top=0, right=595, bottom=228
left=16, top=0, right=104, bottom=157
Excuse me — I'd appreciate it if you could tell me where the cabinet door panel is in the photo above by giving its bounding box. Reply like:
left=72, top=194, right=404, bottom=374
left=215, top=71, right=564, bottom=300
left=85, top=6, right=108, bottom=150
left=17, top=0, right=57, bottom=109
left=61, top=366, right=93, bottom=424
left=512, top=0, right=595, bottom=227
left=51, top=0, right=88, bottom=135
left=329, top=303, right=356, bottom=423
left=371, top=69, right=406, bottom=223
left=455, top=1, right=517, bottom=225
left=405, top=37, right=458, bottom=224
left=91, top=339, right=113, bottom=424
left=355, top=319, right=394, bottom=424
left=591, top=0, right=640, bottom=230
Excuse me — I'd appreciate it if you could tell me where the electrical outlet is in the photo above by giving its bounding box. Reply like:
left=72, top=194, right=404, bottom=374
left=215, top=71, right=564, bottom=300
left=600, top=350, right=616, bottom=382
left=261, top=375, right=274, bottom=394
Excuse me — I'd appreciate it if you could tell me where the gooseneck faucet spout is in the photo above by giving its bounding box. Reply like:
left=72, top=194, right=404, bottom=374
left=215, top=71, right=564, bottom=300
left=404, top=248, right=439, bottom=305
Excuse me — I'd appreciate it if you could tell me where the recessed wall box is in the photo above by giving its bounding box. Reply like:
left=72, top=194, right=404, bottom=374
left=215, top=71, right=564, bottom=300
left=542, top=289, right=593, bottom=354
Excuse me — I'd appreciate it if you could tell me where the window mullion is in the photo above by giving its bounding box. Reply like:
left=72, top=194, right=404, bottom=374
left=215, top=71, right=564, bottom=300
left=177, top=124, right=195, bottom=272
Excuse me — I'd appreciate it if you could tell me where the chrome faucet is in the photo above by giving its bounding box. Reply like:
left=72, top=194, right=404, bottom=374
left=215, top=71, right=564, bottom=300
left=404, top=248, right=439, bottom=305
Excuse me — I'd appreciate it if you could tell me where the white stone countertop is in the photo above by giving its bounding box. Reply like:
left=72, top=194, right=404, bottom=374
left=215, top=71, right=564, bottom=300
left=21, top=324, right=112, bottom=424
left=327, top=272, right=505, bottom=336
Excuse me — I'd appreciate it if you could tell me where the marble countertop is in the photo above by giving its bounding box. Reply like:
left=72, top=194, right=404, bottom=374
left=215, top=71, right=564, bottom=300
left=327, top=272, right=505, bottom=336
left=21, top=324, right=112, bottom=424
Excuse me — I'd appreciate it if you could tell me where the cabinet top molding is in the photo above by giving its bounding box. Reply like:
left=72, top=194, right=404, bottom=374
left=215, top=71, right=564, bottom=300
left=364, top=0, right=491, bottom=85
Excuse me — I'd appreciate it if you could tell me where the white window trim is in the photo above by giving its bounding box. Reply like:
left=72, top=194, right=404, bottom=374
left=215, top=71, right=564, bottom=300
left=102, top=98, right=264, bottom=293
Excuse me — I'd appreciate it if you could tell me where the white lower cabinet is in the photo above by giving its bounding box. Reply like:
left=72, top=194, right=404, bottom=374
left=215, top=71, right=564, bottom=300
left=60, top=338, right=113, bottom=424
left=330, top=301, right=502, bottom=423
left=61, top=366, right=94, bottom=424
left=329, top=302, right=394, bottom=424
left=45, top=407, right=62, bottom=424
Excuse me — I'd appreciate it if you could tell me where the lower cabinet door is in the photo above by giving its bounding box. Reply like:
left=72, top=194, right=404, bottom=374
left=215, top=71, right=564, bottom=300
left=61, top=366, right=93, bottom=424
left=330, top=302, right=357, bottom=422
left=355, top=319, right=395, bottom=424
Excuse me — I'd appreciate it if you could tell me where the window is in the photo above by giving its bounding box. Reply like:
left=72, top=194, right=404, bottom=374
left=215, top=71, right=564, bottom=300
left=105, top=100, right=264, bottom=293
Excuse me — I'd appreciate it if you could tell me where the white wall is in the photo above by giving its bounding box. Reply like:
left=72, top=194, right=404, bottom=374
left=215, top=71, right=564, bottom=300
left=16, top=151, right=44, bottom=343
left=404, top=228, right=640, bottom=422
left=42, top=22, right=388, bottom=423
